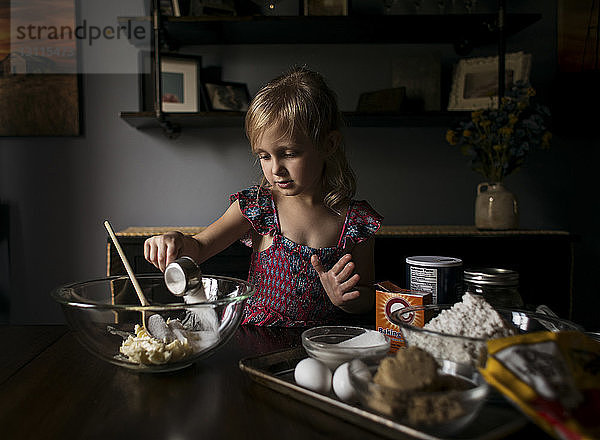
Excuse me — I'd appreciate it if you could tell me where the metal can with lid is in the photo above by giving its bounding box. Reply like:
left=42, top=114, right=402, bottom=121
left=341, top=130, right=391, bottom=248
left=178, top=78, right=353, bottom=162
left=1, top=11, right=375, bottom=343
left=464, top=268, right=523, bottom=308
left=406, top=256, right=463, bottom=304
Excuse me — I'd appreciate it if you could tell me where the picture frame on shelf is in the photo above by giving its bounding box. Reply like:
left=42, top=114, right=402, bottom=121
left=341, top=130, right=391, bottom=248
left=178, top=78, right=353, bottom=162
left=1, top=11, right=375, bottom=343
left=304, top=0, right=348, bottom=16
left=161, top=55, right=202, bottom=112
left=448, top=51, right=532, bottom=111
left=203, top=81, right=250, bottom=111
left=159, top=0, right=174, bottom=15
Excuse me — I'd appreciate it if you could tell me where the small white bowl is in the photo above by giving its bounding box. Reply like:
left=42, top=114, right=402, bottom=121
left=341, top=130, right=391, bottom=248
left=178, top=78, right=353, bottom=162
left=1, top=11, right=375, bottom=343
left=301, top=326, right=390, bottom=370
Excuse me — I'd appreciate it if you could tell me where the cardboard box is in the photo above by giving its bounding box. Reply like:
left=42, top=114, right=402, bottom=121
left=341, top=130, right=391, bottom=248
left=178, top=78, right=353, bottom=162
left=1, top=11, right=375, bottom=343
left=375, top=281, right=432, bottom=352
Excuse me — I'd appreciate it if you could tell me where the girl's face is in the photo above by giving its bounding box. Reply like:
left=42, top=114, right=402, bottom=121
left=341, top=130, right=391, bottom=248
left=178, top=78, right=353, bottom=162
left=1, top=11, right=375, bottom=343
left=255, top=125, right=325, bottom=198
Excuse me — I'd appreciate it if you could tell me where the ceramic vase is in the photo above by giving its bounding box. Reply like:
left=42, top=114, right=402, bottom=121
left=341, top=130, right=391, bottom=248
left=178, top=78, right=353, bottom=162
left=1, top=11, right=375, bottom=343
left=475, top=182, right=519, bottom=230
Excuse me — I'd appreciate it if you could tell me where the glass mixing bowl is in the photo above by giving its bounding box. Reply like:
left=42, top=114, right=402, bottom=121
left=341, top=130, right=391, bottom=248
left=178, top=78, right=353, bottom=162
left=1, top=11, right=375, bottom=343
left=51, top=274, right=254, bottom=373
left=348, top=356, right=489, bottom=436
left=390, top=304, right=583, bottom=367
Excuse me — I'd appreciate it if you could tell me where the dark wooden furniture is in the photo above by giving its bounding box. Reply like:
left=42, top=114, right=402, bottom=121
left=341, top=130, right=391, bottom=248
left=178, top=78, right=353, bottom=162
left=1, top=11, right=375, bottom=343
left=0, top=325, right=552, bottom=439
left=108, top=225, right=576, bottom=319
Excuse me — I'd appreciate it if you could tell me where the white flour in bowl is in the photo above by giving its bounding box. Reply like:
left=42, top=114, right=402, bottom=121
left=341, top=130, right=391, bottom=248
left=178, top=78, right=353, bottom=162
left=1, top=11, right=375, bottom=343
left=404, top=293, right=516, bottom=365
left=425, top=293, right=515, bottom=339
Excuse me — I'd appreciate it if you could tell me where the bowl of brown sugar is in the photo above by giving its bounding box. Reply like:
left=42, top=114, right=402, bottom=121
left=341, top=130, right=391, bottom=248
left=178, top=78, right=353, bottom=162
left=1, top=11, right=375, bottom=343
left=348, top=346, right=489, bottom=435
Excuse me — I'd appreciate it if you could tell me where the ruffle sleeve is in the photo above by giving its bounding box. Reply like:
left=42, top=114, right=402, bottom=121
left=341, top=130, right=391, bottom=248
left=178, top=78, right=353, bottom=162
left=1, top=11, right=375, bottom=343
left=229, top=185, right=277, bottom=247
left=340, top=200, right=383, bottom=248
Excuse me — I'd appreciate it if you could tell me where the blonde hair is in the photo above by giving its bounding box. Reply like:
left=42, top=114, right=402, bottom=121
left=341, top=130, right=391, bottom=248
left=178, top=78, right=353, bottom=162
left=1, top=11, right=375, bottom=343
left=245, top=66, right=356, bottom=213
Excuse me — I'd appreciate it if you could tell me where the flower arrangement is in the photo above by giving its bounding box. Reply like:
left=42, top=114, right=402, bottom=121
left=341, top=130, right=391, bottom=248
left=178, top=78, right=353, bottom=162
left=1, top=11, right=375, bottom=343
left=445, top=81, right=552, bottom=183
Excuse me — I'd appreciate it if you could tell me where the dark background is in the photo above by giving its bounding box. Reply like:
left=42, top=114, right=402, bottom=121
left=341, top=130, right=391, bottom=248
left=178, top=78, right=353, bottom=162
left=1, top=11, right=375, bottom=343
left=1, top=0, right=598, bottom=330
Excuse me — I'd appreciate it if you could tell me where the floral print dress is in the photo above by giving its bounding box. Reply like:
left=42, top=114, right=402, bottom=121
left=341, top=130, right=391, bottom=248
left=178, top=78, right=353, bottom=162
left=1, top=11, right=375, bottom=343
left=230, top=186, right=382, bottom=327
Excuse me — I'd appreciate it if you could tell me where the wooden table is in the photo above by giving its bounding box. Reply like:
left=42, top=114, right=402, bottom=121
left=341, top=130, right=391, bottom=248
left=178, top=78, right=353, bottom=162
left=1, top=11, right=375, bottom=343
left=0, top=325, right=551, bottom=440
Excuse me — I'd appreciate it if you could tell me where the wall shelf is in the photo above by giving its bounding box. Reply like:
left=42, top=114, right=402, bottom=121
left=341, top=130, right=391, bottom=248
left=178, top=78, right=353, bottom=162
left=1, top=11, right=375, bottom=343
left=120, top=111, right=244, bottom=129
left=120, top=110, right=470, bottom=130
left=120, top=12, right=541, bottom=136
left=131, top=13, right=541, bottom=46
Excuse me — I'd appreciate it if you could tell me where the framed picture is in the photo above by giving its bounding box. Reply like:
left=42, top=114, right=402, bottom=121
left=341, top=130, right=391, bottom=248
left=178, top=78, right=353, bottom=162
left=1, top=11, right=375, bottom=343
left=448, top=51, right=532, bottom=111
left=0, top=0, right=80, bottom=136
left=160, top=55, right=201, bottom=112
left=304, top=0, right=348, bottom=16
left=203, top=81, right=250, bottom=111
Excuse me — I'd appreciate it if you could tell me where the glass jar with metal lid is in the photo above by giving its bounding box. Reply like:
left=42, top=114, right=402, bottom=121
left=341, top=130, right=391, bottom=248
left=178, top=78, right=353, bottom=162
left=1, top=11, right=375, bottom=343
left=464, top=268, right=524, bottom=308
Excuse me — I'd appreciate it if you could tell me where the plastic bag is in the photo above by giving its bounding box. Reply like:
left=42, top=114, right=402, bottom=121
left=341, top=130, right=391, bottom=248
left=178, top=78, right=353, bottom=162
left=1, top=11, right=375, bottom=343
left=479, top=331, right=600, bottom=440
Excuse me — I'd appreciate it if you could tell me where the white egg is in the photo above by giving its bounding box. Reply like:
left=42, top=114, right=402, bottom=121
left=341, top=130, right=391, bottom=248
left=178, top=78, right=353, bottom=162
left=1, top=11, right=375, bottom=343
left=332, top=362, right=356, bottom=402
left=333, top=359, right=372, bottom=402
left=294, top=357, right=332, bottom=393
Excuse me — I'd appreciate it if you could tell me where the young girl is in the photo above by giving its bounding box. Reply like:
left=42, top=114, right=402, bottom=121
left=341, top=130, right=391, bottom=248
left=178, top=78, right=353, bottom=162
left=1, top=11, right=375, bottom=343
left=144, top=66, right=382, bottom=326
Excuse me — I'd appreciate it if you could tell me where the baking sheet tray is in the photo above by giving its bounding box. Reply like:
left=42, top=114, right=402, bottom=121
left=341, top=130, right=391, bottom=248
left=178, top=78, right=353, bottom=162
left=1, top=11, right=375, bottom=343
left=239, top=347, right=528, bottom=440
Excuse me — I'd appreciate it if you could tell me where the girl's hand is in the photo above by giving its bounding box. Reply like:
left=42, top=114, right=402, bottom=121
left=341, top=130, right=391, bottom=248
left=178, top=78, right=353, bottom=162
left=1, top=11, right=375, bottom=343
left=144, top=201, right=250, bottom=274
left=144, top=231, right=186, bottom=272
left=311, top=253, right=361, bottom=307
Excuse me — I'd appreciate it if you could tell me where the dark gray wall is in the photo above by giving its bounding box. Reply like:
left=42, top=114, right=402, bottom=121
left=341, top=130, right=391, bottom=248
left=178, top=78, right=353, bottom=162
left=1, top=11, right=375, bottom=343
left=1, top=0, right=598, bottom=329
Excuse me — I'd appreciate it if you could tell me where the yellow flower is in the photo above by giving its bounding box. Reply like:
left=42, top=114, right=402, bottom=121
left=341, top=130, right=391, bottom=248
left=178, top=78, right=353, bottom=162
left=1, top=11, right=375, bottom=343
left=447, top=83, right=550, bottom=182
left=446, top=129, right=458, bottom=145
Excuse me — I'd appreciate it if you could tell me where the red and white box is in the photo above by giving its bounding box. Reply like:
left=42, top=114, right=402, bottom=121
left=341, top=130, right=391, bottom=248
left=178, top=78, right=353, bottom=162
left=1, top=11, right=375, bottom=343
left=375, top=281, right=432, bottom=352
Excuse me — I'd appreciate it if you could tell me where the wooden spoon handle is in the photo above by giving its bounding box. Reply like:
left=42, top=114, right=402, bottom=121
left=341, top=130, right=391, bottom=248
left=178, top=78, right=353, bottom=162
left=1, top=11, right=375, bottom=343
left=104, top=220, right=149, bottom=307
